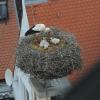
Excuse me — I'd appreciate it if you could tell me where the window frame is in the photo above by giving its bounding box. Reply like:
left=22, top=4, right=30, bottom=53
left=0, top=0, right=8, bottom=22
left=25, top=0, right=48, bottom=5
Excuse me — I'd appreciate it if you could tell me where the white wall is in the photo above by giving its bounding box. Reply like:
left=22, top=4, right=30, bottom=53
left=20, top=0, right=29, bottom=37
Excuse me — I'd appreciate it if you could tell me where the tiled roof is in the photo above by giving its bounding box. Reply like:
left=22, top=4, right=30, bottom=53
left=0, top=0, right=19, bottom=79
left=26, top=0, right=100, bottom=81
left=0, top=0, right=100, bottom=82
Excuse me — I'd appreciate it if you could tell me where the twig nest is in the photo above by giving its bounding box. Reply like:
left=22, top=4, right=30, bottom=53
left=16, top=27, right=82, bottom=80
left=40, top=39, right=49, bottom=49
left=50, top=37, right=60, bottom=44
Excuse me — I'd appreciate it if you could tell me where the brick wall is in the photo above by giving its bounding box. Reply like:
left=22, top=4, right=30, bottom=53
left=0, top=0, right=19, bottom=79
left=0, top=0, right=100, bottom=81
left=26, top=0, right=100, bottom=81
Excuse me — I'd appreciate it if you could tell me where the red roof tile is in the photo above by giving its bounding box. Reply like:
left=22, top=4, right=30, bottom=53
left=26, top=0, right=100, bottom=82
left=0, top=0, right=100, bottom=82
left=0, top=0, right=19, bottom=79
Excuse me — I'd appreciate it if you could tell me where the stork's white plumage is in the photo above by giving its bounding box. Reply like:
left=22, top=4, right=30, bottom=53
left=32, top=24, right=46, bottom=32
left=40, top=39, right=49, bottom=49
left=44, top=27, right=51, bottom=33
left=50, top=37, right=60, bottom=44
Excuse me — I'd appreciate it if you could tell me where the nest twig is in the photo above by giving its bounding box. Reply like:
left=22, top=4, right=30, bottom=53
left=16, top=27, right=82, bottom=80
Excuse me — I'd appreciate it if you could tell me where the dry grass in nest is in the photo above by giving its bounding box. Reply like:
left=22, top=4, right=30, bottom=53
left=16, top=27, right=82, bottom=80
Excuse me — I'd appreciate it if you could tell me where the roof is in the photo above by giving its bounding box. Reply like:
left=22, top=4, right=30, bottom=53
left=0, top=0, right=19, bottom=79
left=26, top=0, right=100, bottom=81
left=0, top=0, right=100, bottom=82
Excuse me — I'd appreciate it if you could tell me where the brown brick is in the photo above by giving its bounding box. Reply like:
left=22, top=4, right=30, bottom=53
left=26, top=0, right=100, bottom=82
left=0, top=0, right=19, bottom=79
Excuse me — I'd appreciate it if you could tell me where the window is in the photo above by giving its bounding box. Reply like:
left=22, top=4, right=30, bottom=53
left=0, top=0, right=8, bottom=21
left=25, top=0, right=48, bottom=5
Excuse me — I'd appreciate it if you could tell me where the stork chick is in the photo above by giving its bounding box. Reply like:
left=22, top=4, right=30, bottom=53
left=40, top=38, right=49, bottom=49
left=50, top=37, right=60, bottom=44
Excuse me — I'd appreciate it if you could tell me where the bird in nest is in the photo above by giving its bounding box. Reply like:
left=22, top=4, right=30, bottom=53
left=50, top=37, right=60, bottom=44
left=40, top=38, right=50, bottom=49
left=25, top=24, right=51, bottom=36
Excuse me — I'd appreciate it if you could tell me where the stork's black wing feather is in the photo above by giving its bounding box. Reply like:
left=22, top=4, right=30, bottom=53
left=25, top=25, right=40, bottom=36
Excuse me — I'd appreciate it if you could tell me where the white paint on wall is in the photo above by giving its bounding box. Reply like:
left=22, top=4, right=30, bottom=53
left=20, top=0, right=29, bottom=37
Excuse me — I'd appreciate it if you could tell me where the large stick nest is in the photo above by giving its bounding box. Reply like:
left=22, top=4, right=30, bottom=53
left=16, top=28, right=82, bottom=80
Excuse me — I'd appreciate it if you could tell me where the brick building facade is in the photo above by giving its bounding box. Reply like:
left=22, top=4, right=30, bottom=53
left=0, top=0, right=19, bottom=79
left=0, top=0, right=100, bottom=82
left=26, top=0, right=100, bottom=81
